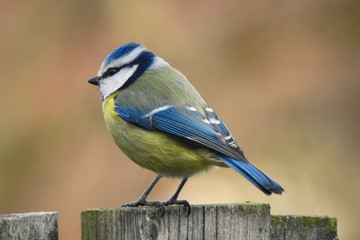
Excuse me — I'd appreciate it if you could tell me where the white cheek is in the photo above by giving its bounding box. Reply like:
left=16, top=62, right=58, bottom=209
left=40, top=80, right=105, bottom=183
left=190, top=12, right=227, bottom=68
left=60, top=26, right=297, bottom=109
left=100, top=64, right=138, bottom=100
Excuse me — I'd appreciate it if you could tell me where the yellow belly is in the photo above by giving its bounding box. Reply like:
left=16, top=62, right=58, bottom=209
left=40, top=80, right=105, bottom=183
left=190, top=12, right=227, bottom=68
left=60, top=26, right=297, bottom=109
left=102, top=94, right=219, bottom=178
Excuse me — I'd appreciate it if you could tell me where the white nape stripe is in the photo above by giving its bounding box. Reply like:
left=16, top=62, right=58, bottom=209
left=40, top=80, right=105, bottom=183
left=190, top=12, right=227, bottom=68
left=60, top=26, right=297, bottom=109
left=185, top=106, right=197, bottom=111
left=144, top=105, right=172, bottom=117
left=98, top=46, right=145, bottom=76
left=100, top=64, right=138, bottom=100
left=148, top=56, right=169, bottom=70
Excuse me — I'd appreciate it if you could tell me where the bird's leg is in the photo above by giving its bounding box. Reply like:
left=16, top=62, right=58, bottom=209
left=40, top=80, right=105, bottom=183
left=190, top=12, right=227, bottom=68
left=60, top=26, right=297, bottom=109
left=163, top=178, right=191, bottom=216
left=122, top=176, right=191, bottom=217
left=122, top=174, right=163, bottom=208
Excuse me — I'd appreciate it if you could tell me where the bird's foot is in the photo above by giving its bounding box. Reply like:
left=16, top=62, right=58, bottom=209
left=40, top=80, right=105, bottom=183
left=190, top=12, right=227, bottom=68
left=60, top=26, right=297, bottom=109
left=163, top=198, right=191, bottom=217
left=122, top=199, right=166, bottom=216
left=121, top=199, right=191, bottom=217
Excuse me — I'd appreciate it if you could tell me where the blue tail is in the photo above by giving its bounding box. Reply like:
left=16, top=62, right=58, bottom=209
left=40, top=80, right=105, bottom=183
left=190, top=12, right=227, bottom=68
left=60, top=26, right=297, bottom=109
left=221, top=156, right=284, bottom=195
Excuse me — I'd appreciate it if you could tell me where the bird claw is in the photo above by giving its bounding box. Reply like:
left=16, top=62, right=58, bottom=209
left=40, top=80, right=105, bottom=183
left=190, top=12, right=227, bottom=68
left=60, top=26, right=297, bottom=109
left=122, top=200, right=165, bottom=216
left=163, top=199, right=191, bottom=217
left=121, top=199, right=191, bottom=217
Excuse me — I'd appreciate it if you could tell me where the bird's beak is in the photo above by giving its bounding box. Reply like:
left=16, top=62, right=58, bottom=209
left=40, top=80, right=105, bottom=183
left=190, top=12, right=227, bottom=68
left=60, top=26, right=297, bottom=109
left=88, top=76, right=100, bottom=86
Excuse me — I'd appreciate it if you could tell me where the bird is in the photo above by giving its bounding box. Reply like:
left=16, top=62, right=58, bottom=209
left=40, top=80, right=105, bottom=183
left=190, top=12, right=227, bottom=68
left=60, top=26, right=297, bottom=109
left=88, top=42, right=284, bottom=215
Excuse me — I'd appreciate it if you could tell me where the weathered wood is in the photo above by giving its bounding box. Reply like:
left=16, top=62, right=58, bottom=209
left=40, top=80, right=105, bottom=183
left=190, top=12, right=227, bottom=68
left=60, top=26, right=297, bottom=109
left=0, top=212, right=58, bottom=240
left=82, top=203, right=338, bottom=240
left=81, top=203, right=271, bottom=240
left=270, top=215, right=337, bottom=240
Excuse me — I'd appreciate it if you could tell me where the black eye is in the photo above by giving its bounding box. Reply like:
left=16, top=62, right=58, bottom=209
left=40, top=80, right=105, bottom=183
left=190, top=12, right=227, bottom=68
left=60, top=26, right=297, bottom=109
left=102, top=67, right=120, bottom=78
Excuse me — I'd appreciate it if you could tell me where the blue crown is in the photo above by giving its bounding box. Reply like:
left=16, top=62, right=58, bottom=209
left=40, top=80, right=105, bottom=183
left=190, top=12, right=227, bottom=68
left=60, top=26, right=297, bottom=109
left=104, top=42, right=142, bottom=65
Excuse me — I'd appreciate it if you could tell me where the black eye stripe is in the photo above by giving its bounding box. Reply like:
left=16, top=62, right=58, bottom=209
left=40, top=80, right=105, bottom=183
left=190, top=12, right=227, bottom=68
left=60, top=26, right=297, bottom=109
left=101, top=63, right=136, bottom=79
left=102, top=67, right=120, bottom=78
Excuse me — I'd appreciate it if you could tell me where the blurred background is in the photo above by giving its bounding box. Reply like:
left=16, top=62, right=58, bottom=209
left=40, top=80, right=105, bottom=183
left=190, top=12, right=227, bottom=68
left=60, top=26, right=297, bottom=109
left=1, top=0, right=359, bottom=239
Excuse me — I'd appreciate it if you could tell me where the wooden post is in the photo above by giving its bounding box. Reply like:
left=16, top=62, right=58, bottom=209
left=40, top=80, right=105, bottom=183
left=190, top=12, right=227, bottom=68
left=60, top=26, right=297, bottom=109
left=81, top=203, right=337, bottom=240
left=270, top=215, right=338, bottom=240
left=0, top=212, right=58, bottom=240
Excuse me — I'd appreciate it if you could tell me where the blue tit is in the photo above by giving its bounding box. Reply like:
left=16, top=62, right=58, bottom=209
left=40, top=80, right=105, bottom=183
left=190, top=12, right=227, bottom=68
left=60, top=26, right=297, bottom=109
left=88, top=42, right=284, bottom=214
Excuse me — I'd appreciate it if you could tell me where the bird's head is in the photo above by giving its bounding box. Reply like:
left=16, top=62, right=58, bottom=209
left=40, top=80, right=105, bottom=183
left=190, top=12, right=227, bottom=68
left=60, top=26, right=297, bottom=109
left=88, top=43, right=168, bottom=100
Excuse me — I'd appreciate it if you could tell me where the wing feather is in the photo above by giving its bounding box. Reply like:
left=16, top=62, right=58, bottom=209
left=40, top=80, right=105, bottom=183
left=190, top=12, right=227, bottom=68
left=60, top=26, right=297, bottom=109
left=115, top=105, right=247, bottom=162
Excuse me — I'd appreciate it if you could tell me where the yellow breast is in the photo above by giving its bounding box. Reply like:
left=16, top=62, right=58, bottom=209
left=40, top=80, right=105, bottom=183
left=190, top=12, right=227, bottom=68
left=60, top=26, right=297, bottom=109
left=101, top=93, right=219, bottom=178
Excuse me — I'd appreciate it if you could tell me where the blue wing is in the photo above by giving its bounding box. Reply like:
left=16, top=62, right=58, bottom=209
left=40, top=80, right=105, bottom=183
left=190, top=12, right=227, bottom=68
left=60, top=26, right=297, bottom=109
left=115, top=104, right=284, bottom=195
left=115, top=104, right=247, bottom=162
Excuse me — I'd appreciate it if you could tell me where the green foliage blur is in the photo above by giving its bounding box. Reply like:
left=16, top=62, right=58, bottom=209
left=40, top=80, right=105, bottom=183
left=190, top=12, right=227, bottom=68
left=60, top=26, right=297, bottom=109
left=1, top=1, right=359, bottom=239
